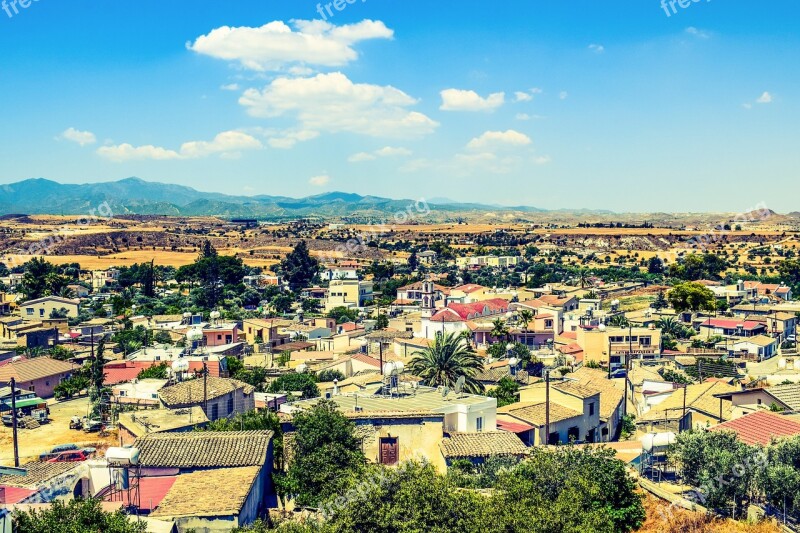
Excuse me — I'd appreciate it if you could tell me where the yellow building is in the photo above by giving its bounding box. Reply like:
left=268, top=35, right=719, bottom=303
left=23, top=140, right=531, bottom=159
left=19, top=296, right=80, bottom=321
left=325, top=280, right=373, bottom=312
left=576, top=326, right=662, bottom=368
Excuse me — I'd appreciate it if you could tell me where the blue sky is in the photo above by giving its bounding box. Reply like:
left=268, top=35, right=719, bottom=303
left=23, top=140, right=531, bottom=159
left=1, top=0, right=798, bottom=212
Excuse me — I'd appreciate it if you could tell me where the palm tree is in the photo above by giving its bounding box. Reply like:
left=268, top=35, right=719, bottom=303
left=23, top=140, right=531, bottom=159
left=57, top=286, right=76, bottom=299
left=408, top=332, right=485, bottom=394
left=656, top=317, right=684, bottom=338
left=607, top=315, right=630, bottom=328
left=518, top=310, right=534, bottom=332
left=577, top=269, right=590, bottom=289
left=490, top=318, right=510, bottom=342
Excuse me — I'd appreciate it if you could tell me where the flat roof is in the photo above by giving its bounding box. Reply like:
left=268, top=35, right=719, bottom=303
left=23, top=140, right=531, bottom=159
left=292, top=386, right=495, bottom=415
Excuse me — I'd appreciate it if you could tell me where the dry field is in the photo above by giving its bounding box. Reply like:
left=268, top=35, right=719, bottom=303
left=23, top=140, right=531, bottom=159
left=0, top=397, right=117, bottom=466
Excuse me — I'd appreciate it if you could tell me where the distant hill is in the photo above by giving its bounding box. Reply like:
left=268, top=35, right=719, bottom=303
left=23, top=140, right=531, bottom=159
left=0, top=177, right=554, bottom=220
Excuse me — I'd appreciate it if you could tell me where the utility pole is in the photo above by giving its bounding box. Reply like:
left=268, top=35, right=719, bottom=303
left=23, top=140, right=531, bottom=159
left=682, top=384, right=688, bottom=430
left=203, top=362, right=208, bottom=414
left=545, top=370, right=551, bottom=446
left=10, top=378, right=19, bottom=467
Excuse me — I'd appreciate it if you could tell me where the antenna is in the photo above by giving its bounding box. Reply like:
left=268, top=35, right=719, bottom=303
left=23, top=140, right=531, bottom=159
left=454, top=376, right=465, bottom=397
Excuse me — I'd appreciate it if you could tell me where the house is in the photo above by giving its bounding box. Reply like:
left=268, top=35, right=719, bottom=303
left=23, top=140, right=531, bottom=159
left=131, top=431, right=275, bottom=530
left=713, top=383, right=800, bottom=418
left=285, top=386, right=497, bottom=472
left=117, top=407, right=209, bottom=446
left=320, top=267, right=359, bottom=281
left=202, top=323, right=240, bottom=347
left=638, top=381, right=737, bottom=432
left=111, top=379, right=167, bottom=407
left=698, top=318, right=767, bottom=338
left=0, top=357, right=78, bottom=398
left=241, top=318, right=292, bottom=350
left=576, top=326, right=662, bottom=368
left=710, top=410, right=800, bottom=446
left=456, top=255, right=521, bottom=270
left=158, top=377, right=255, bottom=421
left=518, top=381, right=602, bottom=443
left=419, top=299, right=510, bottom=340
left=395, top=281, right=449, bottom=307
left=0, top=460, right=101, bottom=504
left=0, top=386, right=45, bottom=414
left=19, top=297, right=80, bottom=321
left=497, top=401, right=585, bottom=446
left=417, top=250, right=438, bottom=265
left=324, top=279, right=374, bottom=312
left=731, top=335, right=778, bottom=361
left=439, top=432, right=527, bottom=467
left=91, top=269, right=119, bottom=290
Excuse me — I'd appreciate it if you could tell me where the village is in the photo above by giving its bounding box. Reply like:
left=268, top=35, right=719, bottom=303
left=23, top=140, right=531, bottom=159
left=0, top=224, right=798, bottom=532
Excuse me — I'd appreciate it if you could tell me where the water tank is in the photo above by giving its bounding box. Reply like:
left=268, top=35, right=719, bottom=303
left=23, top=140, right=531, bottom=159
left=209, top=311, right=221, bottom=321
left=105, top=447, right=140, bottom=466
left=640, top=432, right=676, bottom=453
left=383, top=361, right=405, bottom=376
left=296, top=363, right=308, bottom=373
left=186, top=328, right=203, bottom=342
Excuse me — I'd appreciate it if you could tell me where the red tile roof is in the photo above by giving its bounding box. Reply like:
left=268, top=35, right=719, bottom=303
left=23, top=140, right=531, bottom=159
left=440, top=299, right=509, bottom=321
left=452, top=284, right=486, bottom=294
left=711, top=410, right=800, bottom=446
left=497, top=415, right=535, bottom=434
left=0, top=486, right=38, bottom=504
left=103, top=361, right=160, bottom=386
left=701, top=319, right=764, bottom=331
left=350, top=353, right=382, bottom=368
left=104, top=475, right=177, bottom=511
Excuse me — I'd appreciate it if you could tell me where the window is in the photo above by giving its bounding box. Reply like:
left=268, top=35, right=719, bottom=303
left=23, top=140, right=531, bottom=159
left=589, top=402, right=595, bottom=416
left=476, top=417, right=484, bottom=432
left=227, top=396, right=234, bottom=414
left=545, top=320, right=553, bottom=328
left=640, top=336, right=652, bottom=346
left=211, top=404, right=219, bottom=419
left=217, top=335, right=222, bottom=340
left=39, top=309, right=45, bottom=317
left=26, top=308, right=33, bottom=316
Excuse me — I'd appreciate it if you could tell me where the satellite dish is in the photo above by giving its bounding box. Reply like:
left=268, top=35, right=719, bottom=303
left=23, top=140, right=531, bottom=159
left=442, top=386, right=450, bottom=398
left=455, top=376, right=465, bottom=395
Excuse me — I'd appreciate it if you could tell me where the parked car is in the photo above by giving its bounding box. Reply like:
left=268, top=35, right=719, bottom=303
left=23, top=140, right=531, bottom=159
left=1, top=410, right=22, bottom=427
left=787, top=334, right=797, bottom=342
left=83, top=419, right=103, bottom=432
left=610, top=369, right=628, bottom=379
left=39, top=444, right=79, bottom=461
left=46, top=450, right=92, bottom=463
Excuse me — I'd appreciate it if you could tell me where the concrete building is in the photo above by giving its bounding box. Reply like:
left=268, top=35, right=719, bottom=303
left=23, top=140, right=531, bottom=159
left=0, top=357, right=78, bottom=398
left=158, top=377, right=255, bottom=421
left=325, top=279, right=374, bottom=312
left=19, top=297, right=80, bottom=321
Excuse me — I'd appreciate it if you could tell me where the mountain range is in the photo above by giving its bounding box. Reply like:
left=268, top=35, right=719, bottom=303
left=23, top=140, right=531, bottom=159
left=0, top=177, right=553, bottom=220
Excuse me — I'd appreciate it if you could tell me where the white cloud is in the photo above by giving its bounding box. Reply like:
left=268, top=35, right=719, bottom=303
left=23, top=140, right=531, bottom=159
left=188, top=19, right=393, bottom=71
left=685, top=27, right=711, bottom=39
left=515, top=113, right=545, bottom=121
left=375, top=146, right=412, bottom=157
left=535, top=155, right=552, bottom=165
left=97, top=144, right=181, bottom=162
left=756, top=91, right=773, bottom=104
left=440, top=89, right=505, bottom=112
left=220, top=83, right=240, bottom=91
left=309, top=174, right=331, bottom=186
left=588, top=44, right=605, bottom=54
left=240, top=72, right=438, bottom=139
left=348, top=152, right=377, bottom=162
left=531, top=88, right=543, bottom=94
left=559, top=91, right=569, bottom=100
left=514, top=91, right=533, bottom=102
left=742, top=103, right=753, bottom=110
left=97, top=130, right=262, bottom=162
left=267, top=129, right=320, bottom=149
left=466, top=130, right=532, bottom=151
left=348, top=146, right=412, bottom=162
left=59, top=127, right=96, bottom=146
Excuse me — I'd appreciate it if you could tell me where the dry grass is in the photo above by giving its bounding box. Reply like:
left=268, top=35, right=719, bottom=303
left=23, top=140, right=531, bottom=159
left=639, top=493, right=781, bottom=533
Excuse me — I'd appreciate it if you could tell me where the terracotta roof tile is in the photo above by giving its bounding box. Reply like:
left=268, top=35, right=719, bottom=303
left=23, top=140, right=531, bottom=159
left=135, top=431, right=272, bottom=469
left=711, top=410, right=800, bottom=446
left=440, top=432, right=528, bottom=459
